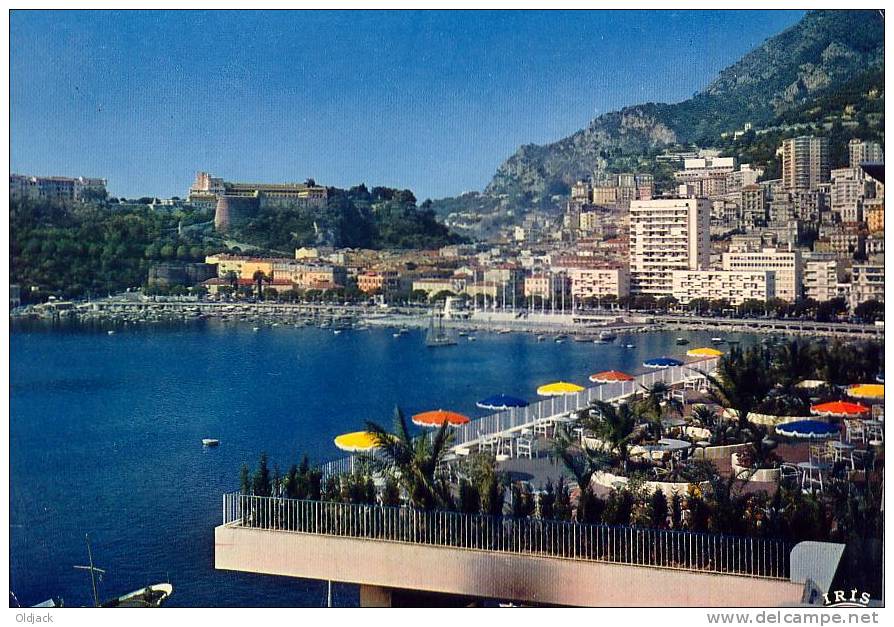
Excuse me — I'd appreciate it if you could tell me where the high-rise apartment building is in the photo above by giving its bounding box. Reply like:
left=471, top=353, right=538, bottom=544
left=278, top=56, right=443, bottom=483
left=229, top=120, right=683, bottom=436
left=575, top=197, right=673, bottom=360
left=780, top=136, right=830, bottom=193
left=721, top=247, right=803, bottom=302
left=848, top=138, right=884, bottom=168
left=629, top=198, right=710, bottom=296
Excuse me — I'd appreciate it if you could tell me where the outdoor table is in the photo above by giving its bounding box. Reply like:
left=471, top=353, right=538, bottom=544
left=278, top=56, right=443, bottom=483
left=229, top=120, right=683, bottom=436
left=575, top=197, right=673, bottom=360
left=661, top=418, right=687, bottom=435
left=798, top=461, right=830, bottom=492
left=641, top=443, right=668, bottom=463
left=830, top=441, right=856, bottom=469
left=572, top=426, right=585, bottom=444
left=658, top=438, right=692, bottom=468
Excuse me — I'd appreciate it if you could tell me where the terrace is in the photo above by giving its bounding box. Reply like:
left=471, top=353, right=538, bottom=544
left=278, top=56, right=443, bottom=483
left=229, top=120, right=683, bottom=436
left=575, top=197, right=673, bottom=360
left=215, top=342, right=883, bottom=606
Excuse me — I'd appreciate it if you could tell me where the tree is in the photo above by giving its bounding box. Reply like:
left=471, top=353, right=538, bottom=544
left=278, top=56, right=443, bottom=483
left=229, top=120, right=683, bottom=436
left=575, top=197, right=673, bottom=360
left=655, top=296, right=678, bottom=312
left=364, top=407, right=453, bottom=510
left=252, top=452, right=271, bottom=497
left=854, top=299, right=884, bottom=323
left=740, top=298, right=766, bottom=316
left=689, top=297, right=710, bottom=315
left=252, top=270, right=270, bottom=300
left=430, top=290, right=455, bottom=302
left=553, top=428, right=611, bottom=523
left=637, top=381, right=681, bottom=441
left=649, top=487, right=669, bottom=529
left=701, top=346, right=773, bottom=430
left=580, top=400, right=638, bottom=471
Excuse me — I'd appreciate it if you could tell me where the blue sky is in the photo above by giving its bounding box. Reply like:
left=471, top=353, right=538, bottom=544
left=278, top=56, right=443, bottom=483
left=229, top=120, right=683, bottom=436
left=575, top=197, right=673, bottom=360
left=10, top=10, right=805, bottom=200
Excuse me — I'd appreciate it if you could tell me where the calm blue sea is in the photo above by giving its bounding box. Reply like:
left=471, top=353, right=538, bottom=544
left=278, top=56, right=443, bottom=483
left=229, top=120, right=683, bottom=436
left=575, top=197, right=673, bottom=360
left=9, top=321, right=755, bottom=607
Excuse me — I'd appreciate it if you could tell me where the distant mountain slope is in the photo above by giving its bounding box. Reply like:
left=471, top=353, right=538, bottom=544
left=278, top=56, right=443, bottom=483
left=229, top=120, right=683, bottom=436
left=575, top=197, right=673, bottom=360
left=477, top=9, right=884, bottom=205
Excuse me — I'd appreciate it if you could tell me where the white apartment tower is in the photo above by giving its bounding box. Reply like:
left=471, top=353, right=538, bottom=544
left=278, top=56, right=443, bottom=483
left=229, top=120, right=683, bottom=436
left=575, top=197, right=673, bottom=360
left=780, top=136, right=830, bottom=193
left=848, top=139, right=884, bottom=168
left=629, top=198, right=710, bottom=296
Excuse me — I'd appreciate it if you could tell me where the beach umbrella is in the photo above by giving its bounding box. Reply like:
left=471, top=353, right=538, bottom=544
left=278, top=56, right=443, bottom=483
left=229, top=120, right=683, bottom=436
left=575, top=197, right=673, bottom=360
left=643, top=357, right=684, bottom=369
left=589, top=370, right=635, bottom=383
left=476, top=394, right=529, bottom=410
left=775, top=420, right=840, bottom=440
left=847, top=384, right=884, bottom=400
left=810, top=400, right=870, bottom=417
left=686, top=347, right=723, bottom=358
left=334, top=431, right=381, bottom=453
left=412, top=409, right=471, bottom=428
left=536, top=381, right=585, bottom=396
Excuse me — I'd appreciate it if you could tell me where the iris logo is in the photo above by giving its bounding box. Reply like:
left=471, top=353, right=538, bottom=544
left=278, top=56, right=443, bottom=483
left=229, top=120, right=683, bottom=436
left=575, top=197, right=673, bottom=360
left=823, top=589, right=871, bottom=607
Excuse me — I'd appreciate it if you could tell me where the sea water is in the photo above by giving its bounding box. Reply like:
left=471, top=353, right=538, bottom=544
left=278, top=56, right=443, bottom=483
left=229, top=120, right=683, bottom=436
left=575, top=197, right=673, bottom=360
left=9, top=321, right=754, bottom=607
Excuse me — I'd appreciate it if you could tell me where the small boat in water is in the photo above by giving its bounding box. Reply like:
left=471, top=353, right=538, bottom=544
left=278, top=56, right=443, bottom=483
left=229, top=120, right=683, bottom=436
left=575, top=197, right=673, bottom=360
left=333, top=329, right=342, bottom=335
left=101, top=583, right=173, bottom=608
left=202, top=438, right=220, bottom=447
left=75, top=534, right=173, bottom=608
left=598, top=330, right=617, bottom=342
left=107, top=330, right=115, bottom=335
left=536, top=335, right=546, bottom=342
left=625, top=343, right=636, bottom=349
left=675, top=337, right=689, bottom=345
left=711, top=337, right=724, bottom=344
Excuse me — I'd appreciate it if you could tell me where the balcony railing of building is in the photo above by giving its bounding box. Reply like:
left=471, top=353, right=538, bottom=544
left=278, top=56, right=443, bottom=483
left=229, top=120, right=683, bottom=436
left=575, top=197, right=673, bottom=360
left=221, top=492, right=792, bottom=580
left=317, top=358, right=719, bottom=480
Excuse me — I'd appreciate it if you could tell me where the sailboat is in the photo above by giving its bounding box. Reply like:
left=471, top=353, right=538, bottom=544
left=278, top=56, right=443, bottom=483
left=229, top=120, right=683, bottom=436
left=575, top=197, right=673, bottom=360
left=75, top=534, right=173, bottom=608
left=425, top=312, right=457, bottom=347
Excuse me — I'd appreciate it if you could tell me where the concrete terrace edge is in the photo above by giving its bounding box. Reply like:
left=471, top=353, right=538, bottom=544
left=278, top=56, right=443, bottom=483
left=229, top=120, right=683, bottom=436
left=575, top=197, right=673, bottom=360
left=214, top=524, right=804, bottom=607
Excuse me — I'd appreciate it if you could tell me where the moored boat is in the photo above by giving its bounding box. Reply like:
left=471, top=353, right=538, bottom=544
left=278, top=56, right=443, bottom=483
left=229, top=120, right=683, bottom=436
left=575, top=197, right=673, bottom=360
left=101, top=583, right=173, bottom=608
left=202, top=438, right=220, bottom=447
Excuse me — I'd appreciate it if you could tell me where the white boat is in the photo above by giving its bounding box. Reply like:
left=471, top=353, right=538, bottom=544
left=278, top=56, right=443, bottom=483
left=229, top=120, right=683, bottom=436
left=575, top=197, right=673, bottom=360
left=625, top=343, right=636, bottom=349
left=711, top=337, right=724, bottom=344
left=252, top=326, right=260, bottom=332
left=102, top=583, right=173, bottom=608
left=468, top=336, right=476, bottom=341
left=202, top=439, right=220, bottom=447
left=333, top=329, right=342, bottom=335
left=536, top=335, right=546, bottom=342
left=598, top=330, right=617, bottom=342
left=107, top=330, right=115, bottom=335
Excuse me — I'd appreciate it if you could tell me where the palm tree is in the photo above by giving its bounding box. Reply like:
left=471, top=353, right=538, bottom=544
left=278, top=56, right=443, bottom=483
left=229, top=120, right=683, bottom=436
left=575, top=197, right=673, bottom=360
left=773, top=340, right=813, bottom=389
left=552, top=427, right=611, bottom=522
left=225, top=270, right=238, bottom=292
left=364, top=407, right=453, bottom=511
left=252, top=270, right=267, bottom=300
left=700, top=346, right=773, bottom=431
left=637, top=381, right=680, bottom=440
left=581, top=400, right=638, bottom=471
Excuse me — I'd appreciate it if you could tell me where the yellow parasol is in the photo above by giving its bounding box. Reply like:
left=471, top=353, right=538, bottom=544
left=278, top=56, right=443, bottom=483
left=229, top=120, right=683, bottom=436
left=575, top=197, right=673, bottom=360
left=847, top=384, right=884, bottom=400
left=537, top=381, right=585, bottom=396
left=333, top=431, right=382, bottom=453
left=686, top=347, right=723, bottom=358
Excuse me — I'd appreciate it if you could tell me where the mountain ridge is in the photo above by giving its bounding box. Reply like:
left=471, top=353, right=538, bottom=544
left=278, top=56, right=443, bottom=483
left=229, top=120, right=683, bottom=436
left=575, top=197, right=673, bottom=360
left=455, top=9, right=884, bottom=209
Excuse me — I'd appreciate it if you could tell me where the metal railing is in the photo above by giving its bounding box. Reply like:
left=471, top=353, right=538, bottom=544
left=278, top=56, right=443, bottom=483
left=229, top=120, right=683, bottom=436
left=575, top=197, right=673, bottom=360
left=221, top=492, right=791, bottom=580
left=317, top=358, right=718, bottom=480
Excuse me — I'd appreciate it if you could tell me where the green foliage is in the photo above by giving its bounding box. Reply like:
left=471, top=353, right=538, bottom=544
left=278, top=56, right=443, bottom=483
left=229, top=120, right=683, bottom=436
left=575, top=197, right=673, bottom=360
left=364, top=406, right=454, bottom=511
left=649, top=487, right=669, bottom=529
left=10, top=198, right=215, bottom=300
left=232, top=185, right=462, bottom=251
left=457, top=478, right=480, bottom=514
left=510, top=482, right=536, bottom=519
